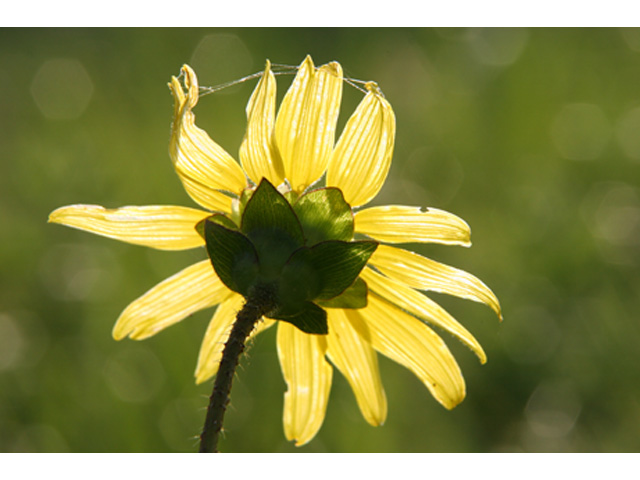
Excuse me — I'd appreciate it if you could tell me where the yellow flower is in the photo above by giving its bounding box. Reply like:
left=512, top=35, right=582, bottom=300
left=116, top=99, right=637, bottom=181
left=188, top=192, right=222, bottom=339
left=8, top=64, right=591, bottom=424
left=49, top=56, right=501, bottom=446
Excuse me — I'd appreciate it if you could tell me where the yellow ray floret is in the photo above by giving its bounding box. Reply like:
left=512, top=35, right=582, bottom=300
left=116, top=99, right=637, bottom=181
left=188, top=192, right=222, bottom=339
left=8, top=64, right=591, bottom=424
left=346, top=294, right=466, bottom=410
left=277, top=322, right=333, bottom=446
left=239, top=60, right=285, bottom=187
left=369, top=244, right=502, bottom=319
left=169, top=65, right=246, bottom=211
left=113, top=260, right=231, bottom=340
left=326, top=308, right=387, bottom=426
left=48, top=204, right=210, bottom=250
left=327, top=82, right=395, bottom=207
left=354, top=205, right=472, bottom=246
left=275, top=56, right=343, bottom=193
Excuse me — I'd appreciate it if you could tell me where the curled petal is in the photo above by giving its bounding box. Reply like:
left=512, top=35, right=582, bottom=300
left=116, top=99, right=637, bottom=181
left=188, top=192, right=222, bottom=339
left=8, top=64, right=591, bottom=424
left=275, top=56, right=343, bottom=193
left=277, top=322, right=333, bottom=446
left=361, top=267, right=486, bottom=364
left=113, top=260, right=232, bottom=341
left=326, top=309, right=387, bottom=426
left=354, top=205, right=471, bottom=246
left=49, top=204, right=210, bottom=250
left=345, top=294, right=466, bottom=410
left=239, top=60, right=285, bottom=186
left=169, top=65, right=246, bottom=211
left=370, top=245, right=502, bottom=320
left=327, top=83, right=396, bottom=207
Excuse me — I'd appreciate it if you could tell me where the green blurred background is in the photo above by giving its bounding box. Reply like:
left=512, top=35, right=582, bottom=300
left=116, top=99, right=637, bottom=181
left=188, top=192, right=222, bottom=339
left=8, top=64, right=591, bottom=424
left=1, top=28, right=640, bottom=452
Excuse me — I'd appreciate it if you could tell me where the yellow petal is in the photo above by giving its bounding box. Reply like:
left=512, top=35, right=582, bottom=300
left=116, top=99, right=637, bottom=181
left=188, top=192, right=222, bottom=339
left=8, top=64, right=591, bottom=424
left=370, top=244, right=502, bottom=320
left=253, top=317, right=276, bottom=338
left=194, top=293, right=243, bottom=384
left=326, top=83, right=395, bottom=207
left=196, top=300, right=276, bottom=384
left=275, top=56, right=343, bottom=193
left=361, top=267, right=486, bottom=364
left=239, top=60, right=285, bottom=186
left=48, top=204, right=210, bottom=250
left=113, top=260, right=232, bottom=341
left=169, top=65, right=246, bottom=211
left=326, top=309, right=387, bottom=426
left=354, top=205, right=471, bottom=246
left=277, top=322, right=333, bottom=446
left=345, top=294, right=465, bottom=410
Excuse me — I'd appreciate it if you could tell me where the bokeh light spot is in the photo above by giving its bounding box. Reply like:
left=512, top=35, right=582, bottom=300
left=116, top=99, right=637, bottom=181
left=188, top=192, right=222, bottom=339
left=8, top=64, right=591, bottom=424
left=619, top=28, right=640, bottom=52
left=189, top=33, right=253, bottom=91
left=615, top=106, right=640, bottom=162
left=30, top=58, right=93, bottom=120
left=12, top=424, right=69, bottom=453
left=0, top=313, right=24, bottom=371
left=38, top=244, right=117, bottom=302
left=550, top=103, right=611, bottom=161
left=525, top=380, right=581, bottom=438
left=467, top=28, right=529, bottom=67
left=589, top=183, right=640, bottom=247
left=103, top=346, right=165, bottom=403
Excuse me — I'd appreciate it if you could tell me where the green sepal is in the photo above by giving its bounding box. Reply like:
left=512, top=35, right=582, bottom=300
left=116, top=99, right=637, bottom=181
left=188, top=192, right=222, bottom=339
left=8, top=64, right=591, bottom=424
left=241, top=178, right=304, bottom=246
left=303, top=240, right=378, bottom=300
left=240, top=178, right=305, bottom=279
left=293, top=187, right=354, bottom=244
left=270, top=301, right=328, bottom=335
left=203, top=218, right=259, bottom=296
left=283, top=190, right=299, bottom=205
left=317, top=277, right=369, bottom=309
left=278, top=246, right=322, bottom=306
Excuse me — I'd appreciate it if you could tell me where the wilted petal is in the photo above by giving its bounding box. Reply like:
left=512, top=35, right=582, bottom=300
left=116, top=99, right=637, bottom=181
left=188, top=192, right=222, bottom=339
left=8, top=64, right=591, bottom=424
left=113, top=260, right=232, bottom=341
left=48, top=204, right=210, bottom=250
left=346, top=294, right=466, bottom=410
left=275, top=56, right=343, bottom=193
left=239, top=60, right=285, bottom=186
left=277, top=321, right=333, bottom=446
left=327, top=83, right=395, bottom=207
left=370, top=244, right=502, bottom=320
left=361, top=267, right=486, bottom=364
left=169, top=65, right=246, bottom=211
left=354, top=205, right=471, bottom=246
left=326, top=309, right=387, bottom=426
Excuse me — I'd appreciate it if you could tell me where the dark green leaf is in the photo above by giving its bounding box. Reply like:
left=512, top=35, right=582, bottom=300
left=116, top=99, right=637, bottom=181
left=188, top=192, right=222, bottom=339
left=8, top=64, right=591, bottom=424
left=293, top=187, right=354, bottom=244
left=271, top=301, right=328, bottom=335
left=317, top=277, right=369, bottom=309
left=203, top=219, right=259, bottom=296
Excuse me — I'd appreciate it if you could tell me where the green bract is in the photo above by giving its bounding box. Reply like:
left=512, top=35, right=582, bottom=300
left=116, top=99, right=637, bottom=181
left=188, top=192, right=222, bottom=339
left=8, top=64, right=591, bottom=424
left=199, top=179, right=377, bottom=334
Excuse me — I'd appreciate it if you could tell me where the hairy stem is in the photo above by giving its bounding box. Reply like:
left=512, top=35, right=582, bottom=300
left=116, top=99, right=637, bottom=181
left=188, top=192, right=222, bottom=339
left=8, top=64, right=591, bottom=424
left=198, top=287, right=275, bottom=453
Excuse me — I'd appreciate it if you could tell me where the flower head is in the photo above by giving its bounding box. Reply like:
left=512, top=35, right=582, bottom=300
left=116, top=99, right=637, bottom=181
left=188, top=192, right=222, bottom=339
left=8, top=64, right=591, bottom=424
left=49, top=56, right=501, bottom=446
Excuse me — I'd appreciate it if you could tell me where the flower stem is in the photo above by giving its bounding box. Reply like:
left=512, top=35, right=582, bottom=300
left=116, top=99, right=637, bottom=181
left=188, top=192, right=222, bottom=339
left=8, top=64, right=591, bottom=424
left=198, top=286, right=275, bottom=453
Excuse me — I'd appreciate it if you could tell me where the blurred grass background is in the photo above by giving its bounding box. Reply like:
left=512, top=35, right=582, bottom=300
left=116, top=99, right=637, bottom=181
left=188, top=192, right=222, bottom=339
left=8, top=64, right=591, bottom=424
left=1, top=28, right=640, bottom=452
